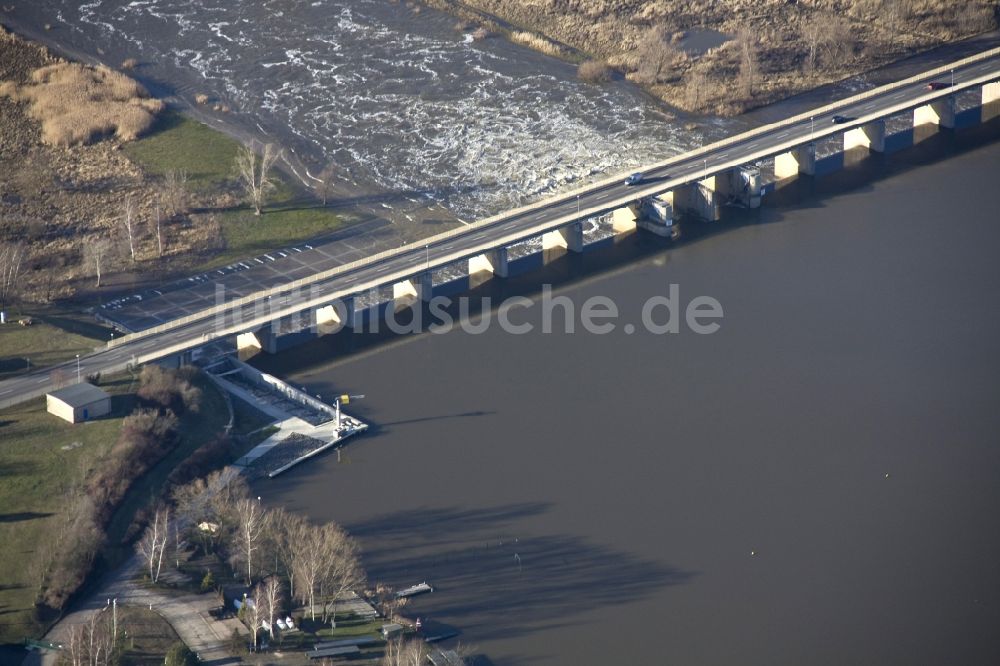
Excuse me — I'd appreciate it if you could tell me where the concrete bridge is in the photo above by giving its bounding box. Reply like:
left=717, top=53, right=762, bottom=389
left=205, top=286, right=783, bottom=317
left=1, top=48, right=999, bottom=409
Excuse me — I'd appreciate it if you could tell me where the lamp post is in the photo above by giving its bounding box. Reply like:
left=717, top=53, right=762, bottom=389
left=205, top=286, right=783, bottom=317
left=576, top=194, right=580, bottom=216
left=810, top=115, right=814, bottom=141
left=76, top=354, right=81, bottom=383
left=703, top=158, right=708, bottom=180
left=425, top=244, right=429, bottom=270
left=950, top=68, right=954, bottom=87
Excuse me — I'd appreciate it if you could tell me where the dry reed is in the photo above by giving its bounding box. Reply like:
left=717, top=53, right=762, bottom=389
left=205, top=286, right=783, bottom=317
left=0, top=62, right=164, bottom=146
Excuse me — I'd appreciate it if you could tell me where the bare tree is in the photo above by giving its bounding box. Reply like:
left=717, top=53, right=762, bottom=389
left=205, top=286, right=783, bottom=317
left=316, top=161, right=337, bottom=206
left=290, top=525, right=324, bottom=620
left=636, top=26, right=680, bottom=84
left=260, top=576, right=283, bottom=638
left=737, top=27, right=759, bottom=98
left=684, top=64, right=710, bottom=110
left=119, top=197, right=139, bottom=262
left=173, top=469, right=244, bottom=554
left=152, top=205, right=164, bottom=257
left=0, top=241, right=25, bottom=312
left=83, top=238, right=112, bottom=287
left=320, top=524, right=365, bottom=624
left=820, top=17, right=853, bottom=63
left=373, top=583, right=409, bottom=624
left=136, top=507, right=171, bottom=583
left=267, top=507, right=308, bottom=600
left=160, top=169, right=189, bottom=220
left=63, top=608, right=116, bottom=666
left=235, top=141, right=282, bottom=215
left=243, top=585, right=266, bottom=652
left=802, top=16, right=824, bottom=72
left=381, top=638, right=427, bottom=666
left=235, top=497, right=269, bottom=585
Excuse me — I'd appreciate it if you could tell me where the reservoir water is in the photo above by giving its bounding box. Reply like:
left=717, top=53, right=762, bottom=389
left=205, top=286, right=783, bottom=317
left=7, top=2, right=1000, bottom=663
left=254, top=130, right=1000, bottom=665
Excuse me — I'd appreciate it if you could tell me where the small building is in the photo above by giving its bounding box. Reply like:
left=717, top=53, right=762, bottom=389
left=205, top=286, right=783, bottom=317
left=46, top=383, right=111, bottom=424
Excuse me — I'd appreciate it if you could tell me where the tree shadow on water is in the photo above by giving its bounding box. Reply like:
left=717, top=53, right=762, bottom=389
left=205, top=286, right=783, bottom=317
left=347, top=504, right=697, bottom=643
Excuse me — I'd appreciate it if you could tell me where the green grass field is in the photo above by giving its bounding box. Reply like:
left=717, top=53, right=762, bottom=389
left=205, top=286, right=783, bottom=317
left=124, top=110, right=350, bottom=268
left=0, top=377, right=136, bottom=644
left=0, top=373, right=229, bottom=646
left=117, top=606, right=181, bottom=665
left=0, top=307, right=114, bottom=380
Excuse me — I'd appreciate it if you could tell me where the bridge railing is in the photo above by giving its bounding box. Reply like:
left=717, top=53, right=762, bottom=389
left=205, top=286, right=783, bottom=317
left=106, top=47, right=1000, bottom=350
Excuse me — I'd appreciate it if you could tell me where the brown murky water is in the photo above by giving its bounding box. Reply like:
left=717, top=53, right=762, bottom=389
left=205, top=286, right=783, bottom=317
left=254, top=128, right=1000, bottom=665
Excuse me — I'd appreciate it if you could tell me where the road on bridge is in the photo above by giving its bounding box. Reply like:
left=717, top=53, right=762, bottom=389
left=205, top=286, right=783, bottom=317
left=1, top=51, right=998, bottom=410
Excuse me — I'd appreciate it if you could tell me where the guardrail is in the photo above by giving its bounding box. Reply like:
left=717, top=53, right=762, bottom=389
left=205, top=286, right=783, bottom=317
left=105, top=47, right=1000, bottom=351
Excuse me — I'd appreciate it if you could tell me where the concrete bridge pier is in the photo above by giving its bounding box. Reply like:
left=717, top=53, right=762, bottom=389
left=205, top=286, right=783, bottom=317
left=774, top=143, right=816, bottom=180
left=315, top=296, right=356, bottom=334
left=914, top=96, right=956, bottom=132
left=611, top=203, right=642, bottom=234
left=236, top=324, right=278, bottom=355
left=844, top=120, right=886, bottom=153
left=469, top=247, right=509, bottom=289
left=469, top=248, right=509, bottom=278
left=982, top=81, right=1000, bottom=122
left=542, top=222, right=584, bottom=253
left=713, top=167, right=762, bottom=208
left=393, top=271, right=433, bottom=308
left=672, top=179, right=720, bottom=221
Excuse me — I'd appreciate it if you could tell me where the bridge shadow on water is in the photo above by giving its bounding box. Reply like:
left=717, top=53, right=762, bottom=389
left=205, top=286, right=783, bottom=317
left=345, top=502, right=697, bottom=646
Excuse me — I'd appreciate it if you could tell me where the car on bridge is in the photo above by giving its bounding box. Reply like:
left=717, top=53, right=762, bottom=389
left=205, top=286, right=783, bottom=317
left=624, top=172, right=644, bottom=186
left=831, top=115, right=851, bottom=124
left=925, top=81, right=949, bottom=90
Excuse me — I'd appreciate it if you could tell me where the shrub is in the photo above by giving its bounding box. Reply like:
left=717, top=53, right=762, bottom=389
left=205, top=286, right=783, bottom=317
left=472, top=27, right=490, bottom=41
left=0, top=62, right=163, bottom=146
left=137, top=365, right=203, bottom=414
left=200, top=570, right=216, bottom=593
left=195, top=93, right=209, bottom=105
left=121, top=57, right=138, bottom=70
left=165, top=642, right=199, bottom=666
left=510, top=31, right=565, bottom=58
left=578, top=60, right=612, bottom=83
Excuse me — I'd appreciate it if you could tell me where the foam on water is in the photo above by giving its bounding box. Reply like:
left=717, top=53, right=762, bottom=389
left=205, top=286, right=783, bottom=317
left=56, top=0, right=738, bottom=219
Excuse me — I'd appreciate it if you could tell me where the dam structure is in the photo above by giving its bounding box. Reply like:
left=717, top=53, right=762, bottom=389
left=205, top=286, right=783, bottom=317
left=1, top=49, right=999, bottom=409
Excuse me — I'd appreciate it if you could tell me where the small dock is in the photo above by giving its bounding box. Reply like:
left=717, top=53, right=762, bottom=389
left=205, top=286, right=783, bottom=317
left=396, top=582, right=434, bottom=599
left=202, top=356, right=368, bottom=478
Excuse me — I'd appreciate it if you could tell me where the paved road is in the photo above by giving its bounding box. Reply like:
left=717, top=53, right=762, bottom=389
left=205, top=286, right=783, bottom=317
left=22, top=554, right=239, bottom=666
left=1, top=52, right=998, bottom=410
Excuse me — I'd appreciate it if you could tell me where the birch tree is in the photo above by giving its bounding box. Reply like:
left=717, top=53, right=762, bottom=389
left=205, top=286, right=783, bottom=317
left=243, top=586, right=266, bottom=651
left=120, top=197, right=139, bottom=261
left=235, top=497, right=268, bottom=585
left=260, top=576, right=283, bottom=638
left=235, top=141, right=282, bottom=215
left=136, top=507, right=171, bottom=583
left=0, top=241, right=25, bottom=311
left=83, top=238, right=112, bottom=287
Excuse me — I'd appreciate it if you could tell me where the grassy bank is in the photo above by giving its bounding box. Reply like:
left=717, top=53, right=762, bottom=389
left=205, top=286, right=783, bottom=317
left=124, top=109, right=349, bottom=269
left=0, top=377, right=135, bottom=644
left=0, top=307, right=114, bottom=380
left=102, top=373, right=230, bottom=563
left=0, top=371, right=230, bottom=646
